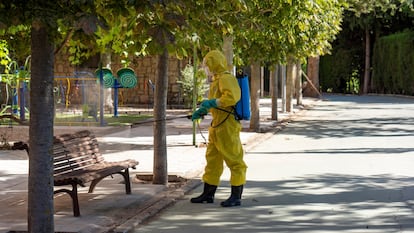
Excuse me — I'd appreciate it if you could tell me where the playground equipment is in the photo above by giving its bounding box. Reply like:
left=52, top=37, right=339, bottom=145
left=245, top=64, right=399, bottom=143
left=95, top=67, right=115, bottom=88
left=117, top=68, right=138, bottom=88
left=54, top=71, right=100, bottom=123
left=0, top=56, right=31, bottom=123
left=95, top=67, right=138, bottom=117
left=0, top=62, right=138, bottom=126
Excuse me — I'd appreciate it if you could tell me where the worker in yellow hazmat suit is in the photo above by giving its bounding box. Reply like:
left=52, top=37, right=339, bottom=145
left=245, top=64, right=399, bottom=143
left=191, top=50, right=247, bottom=207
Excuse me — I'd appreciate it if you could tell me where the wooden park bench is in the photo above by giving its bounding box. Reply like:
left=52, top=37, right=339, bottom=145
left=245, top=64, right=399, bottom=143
left=13, top=130, right=139, bottom=217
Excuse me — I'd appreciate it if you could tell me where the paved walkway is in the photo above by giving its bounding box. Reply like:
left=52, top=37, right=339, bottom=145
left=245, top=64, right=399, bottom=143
left=0, top=98, right=310, bottom=233
left=134, top=94, right=414, bottom=233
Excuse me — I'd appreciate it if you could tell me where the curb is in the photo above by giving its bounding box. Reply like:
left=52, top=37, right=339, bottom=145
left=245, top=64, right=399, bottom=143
left=112, top=179, right=202, bottom=233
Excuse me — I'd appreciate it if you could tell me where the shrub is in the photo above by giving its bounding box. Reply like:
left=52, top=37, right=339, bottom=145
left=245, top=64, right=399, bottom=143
left=177, top=64, right=209, bottom=108
left=372, top=30, right=414, bottom=95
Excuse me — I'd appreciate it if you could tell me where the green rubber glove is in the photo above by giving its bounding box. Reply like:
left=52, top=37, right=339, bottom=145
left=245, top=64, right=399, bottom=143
left=192, top=107, right=209, bottom=121
left=200, top=99, right=218, bottom=110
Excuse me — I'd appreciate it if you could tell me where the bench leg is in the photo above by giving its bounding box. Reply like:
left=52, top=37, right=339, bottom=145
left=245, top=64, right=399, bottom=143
left=54, top=183, right=81, bottom=217
left=89, top=177, right=105, bottom=193
left=88, top=169, right=132, bottom=194
left=122, top=168, right=132, bottom=194
left=71, top=184, right=81, bottom=217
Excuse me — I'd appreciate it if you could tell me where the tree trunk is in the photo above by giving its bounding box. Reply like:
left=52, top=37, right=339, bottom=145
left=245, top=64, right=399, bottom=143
left=28, top=19, right=55, bottom=233
left=286, top=57, right=296, bottom=112
left=271, top=65, right=278, bottom=120
left=362, top=27, right=371, bottom=94
left=249, top=62, right=260, bottom=132
left=296, top=62, right=303, bottom=106
left=153, top=45, right=169, bottom=185
left=101, top=52, right=114, bottom=113
left=192, top=45, right=198, bottom=146
left=280, top=64, right=286, bottom=112
left=304, top=56, right=320, bottom=98
left=222, top=36, right=234, bottom=74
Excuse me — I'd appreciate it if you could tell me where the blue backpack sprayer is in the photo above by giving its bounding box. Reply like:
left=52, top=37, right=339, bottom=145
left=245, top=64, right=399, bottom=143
left=214, top=73, right=251, bottom=121
left=234, top=74, right=251, bottom=120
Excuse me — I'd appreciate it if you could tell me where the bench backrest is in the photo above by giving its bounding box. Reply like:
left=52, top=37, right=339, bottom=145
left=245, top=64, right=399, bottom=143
left=53, top=130, right=105, bottom=176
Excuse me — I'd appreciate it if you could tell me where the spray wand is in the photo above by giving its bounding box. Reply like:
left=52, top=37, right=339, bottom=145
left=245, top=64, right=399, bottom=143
left=130, top=114, right=193, bottom=128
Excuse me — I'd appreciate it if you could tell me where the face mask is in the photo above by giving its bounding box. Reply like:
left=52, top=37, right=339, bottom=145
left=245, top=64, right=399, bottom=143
left=203, top=65, right=212, bottom=77
left=202, top=59, right=212, bottom=77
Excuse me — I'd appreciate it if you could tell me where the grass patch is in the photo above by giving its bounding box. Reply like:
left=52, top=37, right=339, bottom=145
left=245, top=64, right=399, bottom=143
left=54, top=113, right=152, bottom=126
left=0, top=113, right=153, bottom=127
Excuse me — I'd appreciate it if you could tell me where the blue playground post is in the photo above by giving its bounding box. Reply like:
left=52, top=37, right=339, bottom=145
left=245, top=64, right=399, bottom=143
left=12, top=88, right=18, bottom=115
left=19, top=82, right=26, bottom=121
left=113, top=78, right=119, bottom=117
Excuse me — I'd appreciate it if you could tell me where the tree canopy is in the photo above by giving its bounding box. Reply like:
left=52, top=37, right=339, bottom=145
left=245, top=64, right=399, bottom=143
left=228, top=0, right=344, bottom=67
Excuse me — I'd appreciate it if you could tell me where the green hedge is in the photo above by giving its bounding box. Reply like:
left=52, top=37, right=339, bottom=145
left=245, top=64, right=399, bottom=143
left=372, top=30, right=414, bottom=95
left=319, top=47, right=362, bottom=93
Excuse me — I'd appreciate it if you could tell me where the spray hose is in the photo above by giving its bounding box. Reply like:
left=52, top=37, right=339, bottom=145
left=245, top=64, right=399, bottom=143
left=130, top=114, right=193, bottom=128
left=130, top=113, right=210, bottom=144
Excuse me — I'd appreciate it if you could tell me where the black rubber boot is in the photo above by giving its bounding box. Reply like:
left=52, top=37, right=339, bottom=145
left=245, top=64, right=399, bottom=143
left=190, top=183, right=217, bottom=203
left=220, top=185, right=243, bottom=207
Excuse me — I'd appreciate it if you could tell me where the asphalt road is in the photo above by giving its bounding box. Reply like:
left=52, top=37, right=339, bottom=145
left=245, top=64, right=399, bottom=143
left=133, top=94, right=414, bottom=233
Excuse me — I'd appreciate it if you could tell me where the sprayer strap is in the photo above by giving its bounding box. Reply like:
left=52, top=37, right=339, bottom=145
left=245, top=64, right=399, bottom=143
left=211, top=111, right=232, bottom=128
left=215, top=106, right=239, bottom=120
left=215, top=107, right=234, bottom=115
left=210, top=107, right=236, bottom=128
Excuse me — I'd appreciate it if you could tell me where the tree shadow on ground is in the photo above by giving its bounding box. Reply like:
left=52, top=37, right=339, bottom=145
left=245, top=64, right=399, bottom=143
left=140, top=174, right=414, bottom=233
left=277, top=96, right=414, bottom=140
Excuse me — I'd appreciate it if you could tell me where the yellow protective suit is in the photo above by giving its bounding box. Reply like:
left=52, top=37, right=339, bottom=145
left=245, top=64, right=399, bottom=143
left=202, top=50, right=247, bottom=186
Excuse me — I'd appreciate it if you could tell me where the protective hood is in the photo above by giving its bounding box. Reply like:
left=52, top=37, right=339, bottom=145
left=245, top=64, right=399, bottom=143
left=203, top=50, right=228, bottom=75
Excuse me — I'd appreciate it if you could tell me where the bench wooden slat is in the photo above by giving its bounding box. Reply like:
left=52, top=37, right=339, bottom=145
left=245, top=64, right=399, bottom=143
left=54, top=164, right=127, bottom=184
